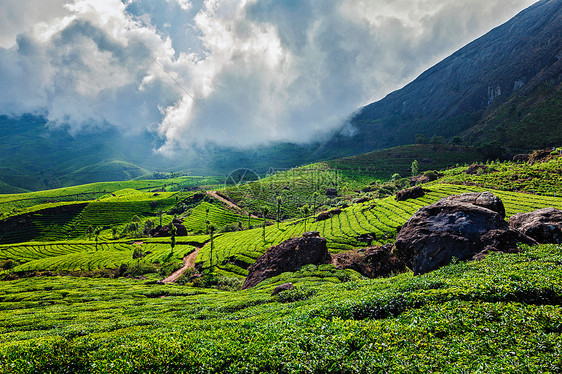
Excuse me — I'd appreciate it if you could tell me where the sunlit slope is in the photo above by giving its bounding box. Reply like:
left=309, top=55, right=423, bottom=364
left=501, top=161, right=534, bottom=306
left=197, top=184, right=562, bottom=277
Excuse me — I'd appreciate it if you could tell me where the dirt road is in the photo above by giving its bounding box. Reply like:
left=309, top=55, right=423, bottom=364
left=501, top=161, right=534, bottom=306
left=206, top=191, right=259, bottom=218
left=161, top=248, right=199, bottom=284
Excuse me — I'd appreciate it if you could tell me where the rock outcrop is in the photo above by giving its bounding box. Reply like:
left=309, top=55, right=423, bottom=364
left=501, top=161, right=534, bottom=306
left=315, top=208, right=342, bottom=222
left=332, top=244, right=405, bottom=278
left=148, top=218, right=188, bottom=237
left=395, top=186, right=425, bottom=201
left=394, top=192, right=536, bottom=275
left=242, top=232, right=332, bottom=289
left=271, top=283, right=294, bottom=296
left=509, top=208, right=562, bottom=244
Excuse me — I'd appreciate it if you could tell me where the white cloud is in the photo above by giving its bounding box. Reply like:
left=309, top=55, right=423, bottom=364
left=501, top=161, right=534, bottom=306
left=0, top=0, right=536, bottom=151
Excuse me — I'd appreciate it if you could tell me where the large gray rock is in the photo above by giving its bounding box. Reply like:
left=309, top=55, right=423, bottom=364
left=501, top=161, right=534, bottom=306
left=440, top=191, right=506, bottom=218
left=394, top=192, right=536, bottom=275
left=242, top=234, right=332, bottom=289
left=509, top=208, right=562, bottom=244
left=333, top=244, right=405, bottom=279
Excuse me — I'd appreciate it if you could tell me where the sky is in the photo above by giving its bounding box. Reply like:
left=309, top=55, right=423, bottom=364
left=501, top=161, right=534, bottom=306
left=0, top=0, right=536, bottom=153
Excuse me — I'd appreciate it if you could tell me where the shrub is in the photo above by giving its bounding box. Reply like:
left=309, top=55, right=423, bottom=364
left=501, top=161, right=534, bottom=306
left=275, top=286, right=317, bottom=303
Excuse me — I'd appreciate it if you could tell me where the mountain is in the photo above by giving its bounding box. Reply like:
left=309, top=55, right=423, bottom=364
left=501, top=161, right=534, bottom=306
left=323, top=0, right=561, bottom=156
left=1, top=0, right=560, bottom=191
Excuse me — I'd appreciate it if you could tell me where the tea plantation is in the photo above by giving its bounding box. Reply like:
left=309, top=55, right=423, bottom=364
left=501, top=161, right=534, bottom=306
left=0, top=243, right=561, bottom=373
left=0, top=152, right=562, bottom=372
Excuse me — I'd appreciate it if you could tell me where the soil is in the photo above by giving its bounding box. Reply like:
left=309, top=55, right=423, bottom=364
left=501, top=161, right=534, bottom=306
left=206, top=191, right=259, bottom=218
left=161, top=248, right=199, bottom=284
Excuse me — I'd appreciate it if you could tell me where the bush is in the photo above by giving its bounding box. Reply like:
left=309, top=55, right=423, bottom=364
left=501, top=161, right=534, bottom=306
left=275, top=286, right=317, bottom=303
left=217, top=277, right=243, bottom=291
left=0, top=260, right=14, bottom=270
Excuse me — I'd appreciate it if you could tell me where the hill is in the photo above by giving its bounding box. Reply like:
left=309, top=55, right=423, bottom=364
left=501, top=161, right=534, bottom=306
left=321, top=0, right=562, bottom=157
left=0, top=149, right=561, bottom=371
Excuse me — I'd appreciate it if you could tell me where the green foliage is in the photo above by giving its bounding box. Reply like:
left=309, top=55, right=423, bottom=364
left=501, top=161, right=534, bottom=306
left=182, top=201, right=261, bottom=233
left=274, top=286, right=317, bottom=303
left=411, top=160, right=419, bottom=177
left=1, top=244, right=562, bottom=372
left=437, top=156, right=562, bottom=196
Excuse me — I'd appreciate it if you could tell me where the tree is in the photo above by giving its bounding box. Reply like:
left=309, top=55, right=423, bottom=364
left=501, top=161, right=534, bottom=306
left=144, top=219, right=154, bottom=236
left=276, top=196, right=282, bottom=229
left=209, top=225, right=215, bottom=267
left=411, top=160, right=419, bottom=177
left=94, top=227, right=102, bottom=250
left=451, top=136, right=463, bottom=145
left=158, top=209, right=163, bottom=227
left=111, top=227, right=117, bottom=240
left=86, top=225, right=94, bottom=241
left=415, top=134, right=427, bottom=144
left=262, top=206, right=269, bottom=243
left=168, top=222, right=177, bottom=253
left=312, top=191, right=320, bottom=212
left=300, top=204, right=310, bottom=232
left=430, top=136, right=446, bottom=145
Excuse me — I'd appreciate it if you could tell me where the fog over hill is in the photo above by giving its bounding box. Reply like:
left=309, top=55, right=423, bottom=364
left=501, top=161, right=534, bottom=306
left=1, top=0, right=559, bottom=190
left=0, top=0, right=535, bottom=150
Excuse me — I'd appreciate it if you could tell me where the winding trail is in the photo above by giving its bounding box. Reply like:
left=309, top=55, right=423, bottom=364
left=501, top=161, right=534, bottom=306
left=206, top=191, right=259, bottom=218
left=161, top=248, right=199, bottom=284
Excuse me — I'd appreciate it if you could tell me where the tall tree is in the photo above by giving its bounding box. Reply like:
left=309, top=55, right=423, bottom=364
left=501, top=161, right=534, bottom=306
left=168, top=222, right=177, bottom=253
left=209, top=225, right=215, bottom=267
left=262, top=206, right=269, bottom=243
left=94, top=227, right=102, bottom=250
left=276, top=196, right=282, bottom=229
left=411, top=160, right=419, bottom=177
left=86, top=225, right=94, bottom=241
left=300, top=204, right=310, bottom=232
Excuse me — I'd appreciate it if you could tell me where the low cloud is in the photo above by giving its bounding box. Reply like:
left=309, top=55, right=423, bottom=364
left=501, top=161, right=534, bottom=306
left=0, top=0, right=536, bottom=152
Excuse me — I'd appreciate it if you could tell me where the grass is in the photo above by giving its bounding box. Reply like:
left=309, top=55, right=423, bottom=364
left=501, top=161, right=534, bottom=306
left=0, top=244, right=561, bottom=372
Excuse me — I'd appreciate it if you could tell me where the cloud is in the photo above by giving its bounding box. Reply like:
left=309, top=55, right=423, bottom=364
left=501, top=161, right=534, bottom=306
left=0, top=0, right=536, bottom=152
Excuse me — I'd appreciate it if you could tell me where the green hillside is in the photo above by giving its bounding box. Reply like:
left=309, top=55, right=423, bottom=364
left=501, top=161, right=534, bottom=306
left=1, top=242, right=561, bottom=372
left=0, top=148, right=561, bottom=372
left=198, top=183, right=562, bottom=277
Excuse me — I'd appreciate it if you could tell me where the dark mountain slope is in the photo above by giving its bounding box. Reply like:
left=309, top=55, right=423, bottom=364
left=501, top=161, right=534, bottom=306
left=325, top=0, right=561, bottom=155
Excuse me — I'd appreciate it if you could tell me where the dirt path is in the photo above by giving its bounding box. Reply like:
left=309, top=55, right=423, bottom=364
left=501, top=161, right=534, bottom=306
left=206, top=191, right=259, bottom=218
left=161, top=248, right=199, bottom=284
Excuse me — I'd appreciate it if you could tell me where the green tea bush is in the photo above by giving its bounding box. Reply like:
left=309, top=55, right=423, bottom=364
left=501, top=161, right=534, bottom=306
left=275, top=286, right=317, bottom=303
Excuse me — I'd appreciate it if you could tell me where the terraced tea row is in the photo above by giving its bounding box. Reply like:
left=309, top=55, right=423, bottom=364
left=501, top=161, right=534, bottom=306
left=182, top=202, right=262, bottom=233
left=196, top=184, right=562, bottom=277
left=0, top=241, right=195, bottom=273
left=0, top=192, right=191, bottom=244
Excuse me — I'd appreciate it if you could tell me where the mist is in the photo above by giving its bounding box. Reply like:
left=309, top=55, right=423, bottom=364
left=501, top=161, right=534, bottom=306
left=0, top=0, right=536, bottom=154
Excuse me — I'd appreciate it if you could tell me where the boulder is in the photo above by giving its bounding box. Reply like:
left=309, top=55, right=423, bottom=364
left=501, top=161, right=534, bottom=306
left=465, top=164, right=494, bottom=175
left=271, top=282, right=294, bottom=296
left=315, top=208, right=342, bottom=222
left=394, top=192, right=535, bottom=275
left=441, top=191, right=506, bottom=218
left=410, top=175, right=431, bottom=185
left=242, top=235, right=332, bottom=289
left=355, top=233, right=377, bottom=246
left=395, top=186, right=425, bottom=201
left=325, top=188, right=338, bottom=197
left=333, top=244, right=405, bottom=278
left=509, top=208, right=562, bottom=244
left=513, top=153, right=530, bottom=162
